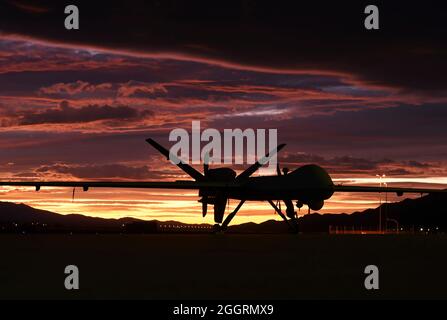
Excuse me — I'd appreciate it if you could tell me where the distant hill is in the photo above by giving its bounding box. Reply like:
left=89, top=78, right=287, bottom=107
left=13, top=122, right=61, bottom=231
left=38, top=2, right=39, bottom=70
left=230, top=193, right=447, bottom=233
left=0, top=192, right=446, bottom=233
left=0, top=201, right=211, bottom=233
left=0, top=201, right=140, bottom=232
left=228, top=220, right=289, bottom=233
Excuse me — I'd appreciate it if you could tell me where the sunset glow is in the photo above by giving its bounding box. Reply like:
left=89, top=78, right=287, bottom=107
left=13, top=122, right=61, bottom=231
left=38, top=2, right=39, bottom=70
left=1, top=33, right=446, bottom=224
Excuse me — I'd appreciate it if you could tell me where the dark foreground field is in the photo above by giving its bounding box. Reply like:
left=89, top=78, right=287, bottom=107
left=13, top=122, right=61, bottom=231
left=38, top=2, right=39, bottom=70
left=0, top=234, right=446, bottom=299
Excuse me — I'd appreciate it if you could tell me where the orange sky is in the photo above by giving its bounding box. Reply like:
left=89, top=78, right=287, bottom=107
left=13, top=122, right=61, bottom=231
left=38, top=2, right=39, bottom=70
left=1, top=34, right=447, bottom=224
left=1, top=176, right=446, bottom=224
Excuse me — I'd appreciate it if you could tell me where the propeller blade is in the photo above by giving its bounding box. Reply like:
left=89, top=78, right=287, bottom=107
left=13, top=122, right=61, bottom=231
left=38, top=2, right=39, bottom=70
left=235, top=143, right=286, bottom=181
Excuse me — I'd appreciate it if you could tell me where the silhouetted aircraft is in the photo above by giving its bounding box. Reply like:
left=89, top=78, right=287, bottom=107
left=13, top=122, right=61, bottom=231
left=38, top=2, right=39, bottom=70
left=1, top=138, right=446, bottom=232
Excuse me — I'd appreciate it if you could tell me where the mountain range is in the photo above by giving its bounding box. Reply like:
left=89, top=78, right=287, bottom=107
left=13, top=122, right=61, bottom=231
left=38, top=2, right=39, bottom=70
left=0, top=192, right=446, bottom=233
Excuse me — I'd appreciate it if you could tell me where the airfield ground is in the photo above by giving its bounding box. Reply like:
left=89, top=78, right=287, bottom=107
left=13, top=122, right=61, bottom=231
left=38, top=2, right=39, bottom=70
left=0, top=234, right=446, bottom=299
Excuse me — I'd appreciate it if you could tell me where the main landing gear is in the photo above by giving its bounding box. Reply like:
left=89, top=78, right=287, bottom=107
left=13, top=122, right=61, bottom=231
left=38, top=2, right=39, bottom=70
left=213, top=199, right=246, bottom=234
left=268, top=200, right=299, bottom=233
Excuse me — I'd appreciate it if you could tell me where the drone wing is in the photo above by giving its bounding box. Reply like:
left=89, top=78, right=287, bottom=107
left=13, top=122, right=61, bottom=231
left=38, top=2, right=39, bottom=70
left=333, top=185, right=447, bottom=196
left=0, top=180, right=238, bottom=191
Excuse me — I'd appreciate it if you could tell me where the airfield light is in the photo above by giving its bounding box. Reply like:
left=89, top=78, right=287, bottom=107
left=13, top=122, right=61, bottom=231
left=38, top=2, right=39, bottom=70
left=376, top=174, right=386, bottom=232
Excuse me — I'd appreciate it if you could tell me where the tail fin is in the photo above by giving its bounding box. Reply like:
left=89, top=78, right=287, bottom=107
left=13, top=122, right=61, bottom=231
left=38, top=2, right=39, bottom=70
left=146, top=138, right=204, bottom=181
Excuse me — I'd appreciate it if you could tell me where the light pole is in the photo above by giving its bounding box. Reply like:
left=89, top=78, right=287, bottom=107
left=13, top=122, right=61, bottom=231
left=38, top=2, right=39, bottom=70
left=384, top=181, right=388, bottom=232
left=376, top=174, right=386, bottom=233
left=386, top=218, right=399, bottom=234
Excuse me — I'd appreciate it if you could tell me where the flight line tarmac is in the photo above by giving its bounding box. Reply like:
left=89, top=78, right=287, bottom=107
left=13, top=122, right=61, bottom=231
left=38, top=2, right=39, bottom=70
left=0, top=234, right=446, bottom=299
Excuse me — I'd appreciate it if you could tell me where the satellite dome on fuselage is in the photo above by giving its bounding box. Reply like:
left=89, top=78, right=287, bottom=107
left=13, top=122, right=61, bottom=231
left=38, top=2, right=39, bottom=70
left=207, top=167, right=237, bottom=181
left=290, top=164, right=334, bottom=199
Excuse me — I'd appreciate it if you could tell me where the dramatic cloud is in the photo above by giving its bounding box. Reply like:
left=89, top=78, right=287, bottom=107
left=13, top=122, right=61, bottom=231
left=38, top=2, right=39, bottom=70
left=38, top=81, right=114, bottom=96
left=1, top=37, right=446, bottom=134
left=34, top=163, right=178, bottom=180
left=0, top=2, right=446, bottom=222
left=1, top=101, right=154, bottom=126
left=280, top=153, right=442, bottom=176
left=0, top=1, right=446, bottom=94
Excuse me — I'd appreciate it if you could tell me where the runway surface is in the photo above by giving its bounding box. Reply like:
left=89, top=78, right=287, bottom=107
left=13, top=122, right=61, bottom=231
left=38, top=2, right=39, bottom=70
left=0, top=234, right=446, bottom=299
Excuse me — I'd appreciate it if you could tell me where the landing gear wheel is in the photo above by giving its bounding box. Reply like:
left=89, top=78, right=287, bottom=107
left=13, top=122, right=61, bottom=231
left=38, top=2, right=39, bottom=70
left=290, top=218, right=299, bottom=234
left=213, top=224, right=222, bottom=233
